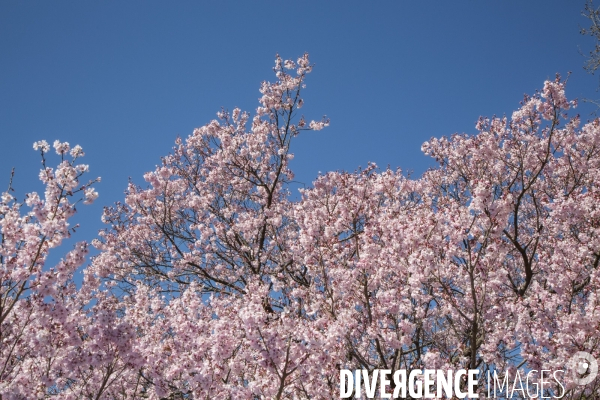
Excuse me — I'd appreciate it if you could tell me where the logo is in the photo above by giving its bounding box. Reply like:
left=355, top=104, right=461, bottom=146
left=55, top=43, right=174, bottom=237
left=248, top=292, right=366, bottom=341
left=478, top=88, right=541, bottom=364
left=568, top=351, right=598, bottom=386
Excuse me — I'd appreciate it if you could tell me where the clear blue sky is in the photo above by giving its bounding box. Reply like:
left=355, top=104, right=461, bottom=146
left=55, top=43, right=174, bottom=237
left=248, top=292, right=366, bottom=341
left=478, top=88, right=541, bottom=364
left=1, top=1, right=598, bottom=266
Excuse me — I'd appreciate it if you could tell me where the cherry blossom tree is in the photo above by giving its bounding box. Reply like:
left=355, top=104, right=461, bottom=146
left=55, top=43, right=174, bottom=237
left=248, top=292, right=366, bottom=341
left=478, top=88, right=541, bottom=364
left=90, top=53, right=334, bottom=398
left=296, top=77, right=600, bottom=399
left=90, top=55, right=599, bottom=399
left=0, top=142, right=141, bottom=399
left=416, top=79, right=600, bottom=398
left=4, top=54, right=599, bottom=399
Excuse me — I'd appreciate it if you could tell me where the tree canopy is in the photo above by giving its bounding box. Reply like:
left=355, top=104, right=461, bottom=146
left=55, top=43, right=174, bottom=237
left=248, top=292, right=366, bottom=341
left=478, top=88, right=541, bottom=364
left=1, top=54, right=599, bottom=399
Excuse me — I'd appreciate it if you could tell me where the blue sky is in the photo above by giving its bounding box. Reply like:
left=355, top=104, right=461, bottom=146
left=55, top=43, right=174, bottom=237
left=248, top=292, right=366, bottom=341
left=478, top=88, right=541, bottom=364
left=1, top=1, right=599, bottom=265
